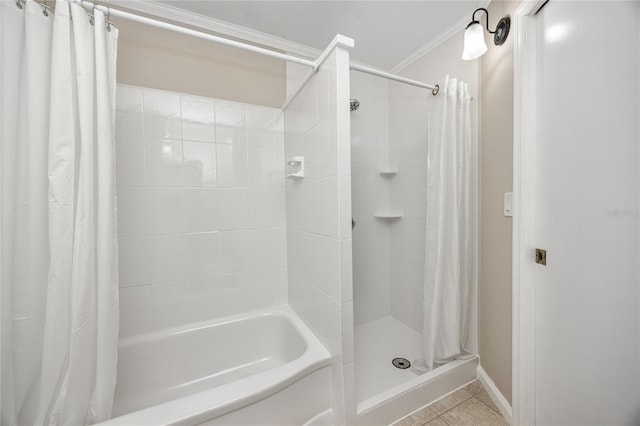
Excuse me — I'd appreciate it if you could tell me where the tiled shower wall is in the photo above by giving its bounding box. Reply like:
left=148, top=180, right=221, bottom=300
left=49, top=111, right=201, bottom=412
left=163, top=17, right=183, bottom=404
left=284, top=38, right=355, bottom=423
left=115, top=84, right=287, bottom=338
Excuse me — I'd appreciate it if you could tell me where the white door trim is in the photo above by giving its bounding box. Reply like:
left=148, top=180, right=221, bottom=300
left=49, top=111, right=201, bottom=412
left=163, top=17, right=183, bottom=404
left=512, top=1, right=547, bottom=425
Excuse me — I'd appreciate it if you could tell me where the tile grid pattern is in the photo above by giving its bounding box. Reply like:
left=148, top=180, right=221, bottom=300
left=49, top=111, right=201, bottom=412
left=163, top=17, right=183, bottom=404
left=284, top=43, right=355, bottom=423
left=393, top=381, right=508, bottom=426
left=116, top=84, right=287, bottom=338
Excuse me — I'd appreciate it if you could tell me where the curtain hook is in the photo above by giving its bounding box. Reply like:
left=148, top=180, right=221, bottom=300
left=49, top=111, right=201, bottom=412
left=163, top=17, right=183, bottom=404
left=15, top=0, right=24, bottom=9
left=432, top=85, right=440, bottom=96
left=41, top=0, right=51, bottom=16
left=105, top=6, right=112, bottom=32
left=89, top=3, right=95, bottom=25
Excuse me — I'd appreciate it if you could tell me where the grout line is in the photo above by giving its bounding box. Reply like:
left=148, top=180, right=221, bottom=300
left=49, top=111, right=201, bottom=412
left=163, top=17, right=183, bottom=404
left=434, top=392, right=472, bottom=417
left=474, top=381, right=507, bottom=418
left=397, top=382, right=509, bottom=425
left=438, top=396, right=508, bottom=425
left=395, top=381, right=487, bottom=425
left=394, top=382, right=475, bottom=425
left=473, top=395, right=504, bottom=417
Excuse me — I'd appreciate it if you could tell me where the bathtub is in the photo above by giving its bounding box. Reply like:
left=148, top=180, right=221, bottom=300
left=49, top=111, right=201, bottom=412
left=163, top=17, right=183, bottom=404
left=100, top=306, right=332, bottom=426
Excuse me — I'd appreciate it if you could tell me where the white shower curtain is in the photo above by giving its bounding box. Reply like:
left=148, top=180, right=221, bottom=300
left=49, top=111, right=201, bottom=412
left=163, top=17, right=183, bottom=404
left=422, top=76, right=474, bottom=370
left=1, top=1, right=119, bottom=424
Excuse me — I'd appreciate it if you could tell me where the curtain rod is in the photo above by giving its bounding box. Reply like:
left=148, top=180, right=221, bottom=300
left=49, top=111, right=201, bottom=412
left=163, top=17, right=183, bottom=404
left=350, top=63, right=440, bottom=95
left=71, top=0, right=439, bottom=95
left=72, top=0, right=318, bottom=70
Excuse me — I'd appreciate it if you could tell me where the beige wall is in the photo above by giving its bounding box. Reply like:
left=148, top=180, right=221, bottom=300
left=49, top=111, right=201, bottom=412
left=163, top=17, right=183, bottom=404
left=113, top=17, right=286, bottom=107
left=478, top=0, right=519, bottom=404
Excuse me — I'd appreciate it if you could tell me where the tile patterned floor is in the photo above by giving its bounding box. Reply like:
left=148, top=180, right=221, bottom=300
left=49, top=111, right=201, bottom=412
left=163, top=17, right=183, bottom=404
left=392, top=380, right=508, bottom=426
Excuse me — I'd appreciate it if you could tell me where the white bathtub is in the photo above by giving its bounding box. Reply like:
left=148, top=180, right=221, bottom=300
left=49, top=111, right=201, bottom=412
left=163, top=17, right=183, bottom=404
left=100, top=306, right=332, bottom=426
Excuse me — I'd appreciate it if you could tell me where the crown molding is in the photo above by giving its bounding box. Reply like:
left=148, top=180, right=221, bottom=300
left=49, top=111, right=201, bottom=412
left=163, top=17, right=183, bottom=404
left=103, top=0, right=495, bottom=77
left=391, top=0, right=491, bottom=74
left=103, top=0, right=322, bottom=60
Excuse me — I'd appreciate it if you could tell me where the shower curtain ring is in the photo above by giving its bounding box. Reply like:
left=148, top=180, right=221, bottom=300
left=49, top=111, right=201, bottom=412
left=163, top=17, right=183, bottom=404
left=41, top=0, right=51, bottom=16
left=105, top=7, right=112, bottom=32
left=15, top=0, right=24, bottom=9
left=432, top=85, right=440, bottom=96
left=89, top=4, right=96, bottom=25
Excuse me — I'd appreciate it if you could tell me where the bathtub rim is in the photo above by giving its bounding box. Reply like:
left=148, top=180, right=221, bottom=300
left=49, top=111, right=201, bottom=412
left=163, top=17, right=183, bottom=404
left=100, top=305, right=331, bottom=426
left=117, top=305, right=307, bottom=352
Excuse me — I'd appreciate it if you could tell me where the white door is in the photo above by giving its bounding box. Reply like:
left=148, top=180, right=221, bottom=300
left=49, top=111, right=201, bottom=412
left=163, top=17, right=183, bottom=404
left=534, top=1, right=640, bottom=424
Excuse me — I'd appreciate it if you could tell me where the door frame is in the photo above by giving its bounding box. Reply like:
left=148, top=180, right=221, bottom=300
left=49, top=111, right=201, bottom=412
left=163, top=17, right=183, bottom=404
left=512, top=1, right=547, bottom=425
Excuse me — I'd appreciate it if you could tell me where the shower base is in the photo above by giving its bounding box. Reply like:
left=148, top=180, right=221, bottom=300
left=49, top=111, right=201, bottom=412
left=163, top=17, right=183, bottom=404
left=353, top=316, right=478, bottom=425
left=355, top=316, right=422, bottom=402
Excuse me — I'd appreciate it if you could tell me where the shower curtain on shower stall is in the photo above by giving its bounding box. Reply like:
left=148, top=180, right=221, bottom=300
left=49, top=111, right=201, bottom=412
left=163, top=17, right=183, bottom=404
left=1, top=1, right=119, bottom=424
left=422, top=76, right=474, bottom=370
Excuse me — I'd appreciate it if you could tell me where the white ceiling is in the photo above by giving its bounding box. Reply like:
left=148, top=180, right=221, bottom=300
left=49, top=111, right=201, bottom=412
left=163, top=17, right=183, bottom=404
left=156, top=1, right=484, bottom=70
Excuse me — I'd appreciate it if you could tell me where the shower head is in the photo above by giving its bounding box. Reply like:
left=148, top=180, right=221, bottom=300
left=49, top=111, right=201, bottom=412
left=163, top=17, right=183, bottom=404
left=350, top=99, right=360, bottom=111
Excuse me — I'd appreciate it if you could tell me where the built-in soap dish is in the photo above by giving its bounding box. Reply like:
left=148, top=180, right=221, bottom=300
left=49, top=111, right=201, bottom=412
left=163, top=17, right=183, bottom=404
left=286, top=156, right=304, bottom=179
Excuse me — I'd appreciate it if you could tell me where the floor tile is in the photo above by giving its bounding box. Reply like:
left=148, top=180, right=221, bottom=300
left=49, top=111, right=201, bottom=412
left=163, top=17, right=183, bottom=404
left=428, top=389, right=473, bottom=415
left=475, top=389, right=500, bottom=414
left=393, top=417, right=413, bottom=426
left=463, top=380, right=501, bottom=414
left=395, top=381, right=508, bottom=426
left=394, top=407, right=437, bottom=426
left=439, top=398, right=508, bottom=426
left=412, top=408, right=438, bottom=424
left=462, top=380, right=484, bottom=396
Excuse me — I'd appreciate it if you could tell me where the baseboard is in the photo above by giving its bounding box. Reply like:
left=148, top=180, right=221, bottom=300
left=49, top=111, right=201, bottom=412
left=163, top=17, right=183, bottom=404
left=477, top=365, right=512, bottom=424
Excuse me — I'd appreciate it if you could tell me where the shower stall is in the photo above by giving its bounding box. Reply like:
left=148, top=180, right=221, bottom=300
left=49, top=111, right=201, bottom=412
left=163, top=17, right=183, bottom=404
left=2, top=1, right=479, bottom=423
left=349, top=69, right=479, bottom=417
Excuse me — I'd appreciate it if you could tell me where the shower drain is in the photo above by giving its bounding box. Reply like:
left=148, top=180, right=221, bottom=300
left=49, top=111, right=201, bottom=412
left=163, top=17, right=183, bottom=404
left=392, top=357, right=411, bottom=369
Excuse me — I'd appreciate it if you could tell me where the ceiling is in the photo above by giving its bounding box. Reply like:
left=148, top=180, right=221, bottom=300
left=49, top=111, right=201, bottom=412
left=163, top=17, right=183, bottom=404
left=156, top=1, right=484, bottom=70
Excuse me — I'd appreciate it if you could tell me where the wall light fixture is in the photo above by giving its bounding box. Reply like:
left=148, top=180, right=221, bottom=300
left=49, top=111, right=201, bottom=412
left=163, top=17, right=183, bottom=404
left=462, top=8, right=510, bottom=61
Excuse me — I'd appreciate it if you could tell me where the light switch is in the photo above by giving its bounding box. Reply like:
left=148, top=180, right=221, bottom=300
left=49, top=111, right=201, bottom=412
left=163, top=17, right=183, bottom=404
left=504, top=192, right=513, bottom=217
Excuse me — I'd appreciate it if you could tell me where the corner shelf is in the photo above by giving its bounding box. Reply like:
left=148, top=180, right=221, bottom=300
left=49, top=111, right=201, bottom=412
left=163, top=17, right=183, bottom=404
left=374, top=211, right=404, bottom=220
